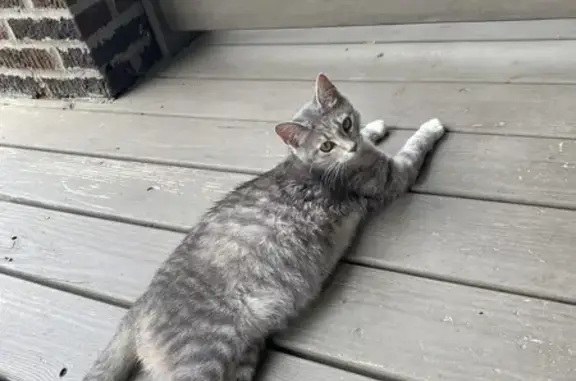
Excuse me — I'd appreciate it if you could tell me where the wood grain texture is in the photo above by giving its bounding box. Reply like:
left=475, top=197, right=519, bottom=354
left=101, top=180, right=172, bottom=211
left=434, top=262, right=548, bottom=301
left=2, top=263, right=575, bottom=381
left=160, top=0, right=576, bottom=30
left=277, top=265, right=576, bottom=381
left=209, top=19, right=576, bottom=45
left=164, top=41, right=576, bottom=84
left=1, top=145, right=576, bottom=304
left=0, top=108, right=285, bottom=173
left=255, top=353, right=378, bottom=381
left=1, top=124, right=576, bottom=209
left=355, top=194, right=576, bottom=303
left=0, top=274, right=125, bottom=381
left=0, top=274, right=371, bottom=381
left=407, top=132, right=576, bottom=209
left=0, top=147, right=248, bottom=230
left=0, top=201, right=181, bottom=304
left=9, top=78, right=574, bottom=138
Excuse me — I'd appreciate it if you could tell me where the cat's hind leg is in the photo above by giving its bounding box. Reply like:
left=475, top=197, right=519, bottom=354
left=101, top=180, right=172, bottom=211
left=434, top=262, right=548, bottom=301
left=361, top=119, right=388, bottom=144
left=135, top=309, right=245, bottom=381
left=235, top=343, right=262, bottom=381
left=82, top=314, right=138, bottom=381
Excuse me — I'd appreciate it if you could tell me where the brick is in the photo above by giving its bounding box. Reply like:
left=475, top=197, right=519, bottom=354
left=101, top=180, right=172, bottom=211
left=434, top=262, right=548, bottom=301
left=8, top=18, right=81, bottom=40
left=0, top=74, right=47, bottom=98
left=31, top=0, right=68, bottom=8
left=0, top=0, right=191, bottom=99
left=59, top=47, right=95, bottom=68
left=43, top=77, right=108, bottom=97
left=0, top=74, right=109, bottom=98
left=0, top=21, right=10, bottom=40
left=74, top=0, right=112, bottom=38
left=0, top=0, right=22, bottom=7
left=0, top=47, right=58, bottom=69
left=91, top=10, right=151, bottom=66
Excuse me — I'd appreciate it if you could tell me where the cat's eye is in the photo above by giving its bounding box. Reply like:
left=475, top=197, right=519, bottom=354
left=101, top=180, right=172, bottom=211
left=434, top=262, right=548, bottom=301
left=342, top=117, right=352, bottom=132
left=320, top=141, right=335, bottom=152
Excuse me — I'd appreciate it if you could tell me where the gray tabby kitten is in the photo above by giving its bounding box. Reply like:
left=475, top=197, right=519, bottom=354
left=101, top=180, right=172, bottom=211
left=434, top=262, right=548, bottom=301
left=83, top=73, right=445, bottom=381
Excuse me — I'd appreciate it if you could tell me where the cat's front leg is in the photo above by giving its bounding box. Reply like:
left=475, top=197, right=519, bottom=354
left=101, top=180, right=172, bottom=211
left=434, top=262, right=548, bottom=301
left=361, top=119, right=388, bottom=144
left=352, top=118, right=444, bottom=204
left=387, top=118, right=445, bottom=195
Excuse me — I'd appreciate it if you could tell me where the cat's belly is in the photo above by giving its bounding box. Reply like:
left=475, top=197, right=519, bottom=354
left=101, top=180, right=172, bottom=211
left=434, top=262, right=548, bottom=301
left=327, top=211, right=363, bottom=268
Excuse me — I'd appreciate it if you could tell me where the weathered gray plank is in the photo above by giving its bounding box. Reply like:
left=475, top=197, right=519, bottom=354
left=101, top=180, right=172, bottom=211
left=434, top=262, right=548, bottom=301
left=0, top=274, right=371, bottom=381
left=408, top=133, right=576, bottom=209
left=356, top=194, right=576, bottom=303
left=209, top=19, right=576, bottom=45
left=0, top=108, right=285, bottom=173
left=0, top=201, right=181, bottom=304
left=277, top=265, right=576, bottom=381
left=139, top=354, right=379, bottom=381
left=1, top=125, right=576, bottom=209
left=3, top=262, right=575, bottom=381
left=160, top=0, right=576, bottom=30
left=5, top=78, right=573, bottom=138
left=0, top=147, right=248, bottom=230
left=0, top=274, right=125, bottom=381
left=1, top=146, right=576, bottom=303
left=164, top=41, right=576, bottom=84
left=255, top=354, right=377, bottom=381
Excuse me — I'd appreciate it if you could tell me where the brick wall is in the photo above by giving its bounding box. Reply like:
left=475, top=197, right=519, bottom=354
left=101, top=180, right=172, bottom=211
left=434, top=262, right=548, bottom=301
left=0, top=0, right=196, bottom=98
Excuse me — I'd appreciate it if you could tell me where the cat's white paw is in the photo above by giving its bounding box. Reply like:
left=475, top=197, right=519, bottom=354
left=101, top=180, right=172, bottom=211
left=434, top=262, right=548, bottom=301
left=419, top=118, right=445, bottom=138
left=362, top=119, right=387, bottom=140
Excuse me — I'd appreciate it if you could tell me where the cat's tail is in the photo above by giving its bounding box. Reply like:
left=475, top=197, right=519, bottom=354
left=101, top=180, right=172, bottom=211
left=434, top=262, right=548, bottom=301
left=82, top=316, right=137, bottom=381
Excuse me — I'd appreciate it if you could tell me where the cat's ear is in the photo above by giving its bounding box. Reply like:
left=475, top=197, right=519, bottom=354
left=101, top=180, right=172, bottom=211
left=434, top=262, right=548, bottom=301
left=314, top=73, right=340, bottom=109
left=275, top=122, right=307, bottom=147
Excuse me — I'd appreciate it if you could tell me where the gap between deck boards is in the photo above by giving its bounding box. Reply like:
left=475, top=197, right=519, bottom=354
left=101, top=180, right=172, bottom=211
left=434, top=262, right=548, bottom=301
left=3, top=76, right=576, bottom=139
left=205, top=19, right=576, bottom=45
left=2, top=261, right=575, bottom=381
left=1, top=165, right=575, bottom=308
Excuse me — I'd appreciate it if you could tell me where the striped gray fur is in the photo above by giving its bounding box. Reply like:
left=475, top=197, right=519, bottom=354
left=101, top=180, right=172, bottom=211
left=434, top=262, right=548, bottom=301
left=81, top=74, right=445, bottom=381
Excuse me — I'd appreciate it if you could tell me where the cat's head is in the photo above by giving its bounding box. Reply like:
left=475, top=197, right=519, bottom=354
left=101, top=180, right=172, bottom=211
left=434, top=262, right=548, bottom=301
left=275, top=73, right=365, bottom=175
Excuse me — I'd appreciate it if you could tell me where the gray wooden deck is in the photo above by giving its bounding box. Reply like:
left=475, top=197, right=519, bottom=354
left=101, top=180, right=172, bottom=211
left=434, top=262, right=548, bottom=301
left=1, top=19, right=576, bottom=381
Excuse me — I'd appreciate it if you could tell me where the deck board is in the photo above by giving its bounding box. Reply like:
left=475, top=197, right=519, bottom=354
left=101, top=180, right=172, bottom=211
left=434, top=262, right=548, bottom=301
left=0, top=201, right=180, bottom=304
left=0, top=108, right=284, bottom=173
left=208, top=19, right=576, bottom=45
left=0, top=274, right=370, bottom=381
left=1, top=20, right=575, bottom=381
left=160, top=0, right=576, bottom=30
left=164, top=41, right=576, bottom=84
left=2, top=176, right=576, bottom=307
left=5, top=78, right=574, bottom=138
left=278, top=265, right=576, bottom=381
left=0, top=147, right=246, bottom=230
left=3, top=109, right=576, bottom=201
left=1, top=130, right=576, bottom=213
left=2, top=261, right=575, bottom=381
left=0, top=274, right=124, bottom=381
